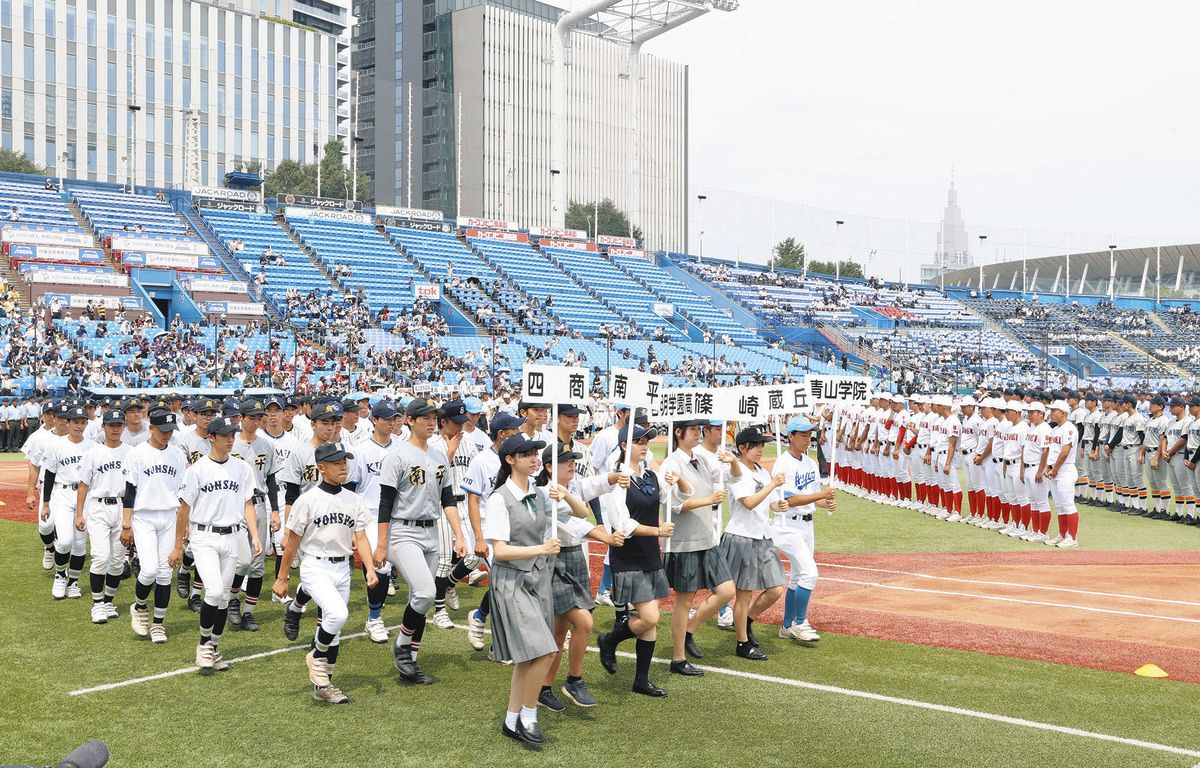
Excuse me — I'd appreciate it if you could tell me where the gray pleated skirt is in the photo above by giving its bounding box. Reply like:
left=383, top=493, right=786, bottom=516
left=489, top=556, right=557, bottom=664
left=612, top=568, right=670, bottom=605
left=663, top=547, right=733, bottom=593
left=552, top=545, right=594, bottom=614
left=719, top=533, right=786, bottom=591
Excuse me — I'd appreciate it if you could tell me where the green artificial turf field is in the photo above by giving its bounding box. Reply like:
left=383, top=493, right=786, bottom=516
left=3, top=485, right=1198, bottom=768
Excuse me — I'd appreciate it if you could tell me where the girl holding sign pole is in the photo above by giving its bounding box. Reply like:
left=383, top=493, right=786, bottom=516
left=596, top=422, right=684, bottom=697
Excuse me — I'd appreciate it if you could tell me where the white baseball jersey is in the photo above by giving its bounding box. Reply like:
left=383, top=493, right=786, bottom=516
left=961, top=412, right=983, bottom=453
left=123, top=442, right=188, bottom=512
left=461, top=445, right=501, bottom=505
left=179, top=455, right=255, bottom=526
left=79, top=442, right=129, bottom=498
left=121, top=425, right=151, bottom=446
left=773, top=449, right=821, bottom=516
left=286, top=483, right=370, bottom=559
left=1022, top=421, right=1051, bottom=465
left=341, top=419, right=373, bottom=446
left=232, top=433, right=278, bottom=494
left=1002, top=420, right=1026, bottom=460
left=350, top=436, right=402, bottom=514
left=1045, top=420, right=1077, bottom=465
left=43, top=436, right=97, bottom=486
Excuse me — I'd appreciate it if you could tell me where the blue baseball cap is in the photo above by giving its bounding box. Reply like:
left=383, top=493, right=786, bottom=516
left=464, top=397, right=484, bottom=414
left=785, top=417, right=814, bottom=434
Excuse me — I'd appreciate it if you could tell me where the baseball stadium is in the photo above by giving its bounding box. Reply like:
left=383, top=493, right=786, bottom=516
left=0, top=2, right=1197, bottom=768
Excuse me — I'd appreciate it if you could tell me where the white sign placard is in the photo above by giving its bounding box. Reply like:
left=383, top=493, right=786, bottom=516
left=186, top=278, right=247, bottom=295
left=285, top=207, right=372, bottom=225
left=653, top=303, right=674, bottom=318
left=521, top=364, right=590, bottom=403
left=375, top=205, right=443, bottom=222
left=651, top=387, right=716, bottom=420
left=28, top=270, right=128, bottom=287
left=608, top=247, right=648, bottom=260
left=1047, top=345, right=1067, bottom=356
left=529, top=226, right=587, bottom=240
left=460, top=217, right=521, bottom=232
left=2, top=228, right=95, bottom=248
left=608, top=367, right=662, bottom=410
left=414, top=283, right=441, bottom=301
left=191, top=186, right=262, bottom=202
left=110, top=236, right=209, bottom=256
left=711, top=383, right=810, bottom=420
left=225, top=301, right=265, bottom=315
left=806, top=375, right=871, bottom=404
left=597, top=234, right=637, bottom=248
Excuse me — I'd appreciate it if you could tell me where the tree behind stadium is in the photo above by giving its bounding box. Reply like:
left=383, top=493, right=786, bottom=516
left=566, top=198, right=644, bottom=241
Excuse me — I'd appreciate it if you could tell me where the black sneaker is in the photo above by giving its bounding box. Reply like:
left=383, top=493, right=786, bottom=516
left=393, top=644, right=433, bottom=685
left=175, top=568, right=191, bottom=599
left=282, top=606, right=301, bottom=641
left=669, top=659, right=704, bottom=677
left=561, top=679, right=597, bottom=707
left=240, top=612, right=260, bottom=632
left=537, top=687, right=566, bottom=712
left=227, top=597, right=242, bottom=626
left=736, top=641, right=768, bottom=661
left=187, top=595, right=202, bottom=613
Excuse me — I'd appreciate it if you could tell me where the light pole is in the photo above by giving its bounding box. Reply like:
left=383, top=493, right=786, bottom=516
left=697, top=194, right=706, bottom=261
left=835, top=220, right=844, bottom=282
left=1108, top=244, right=1117, bottom=301
left=978, top=235, right=987, bottom=292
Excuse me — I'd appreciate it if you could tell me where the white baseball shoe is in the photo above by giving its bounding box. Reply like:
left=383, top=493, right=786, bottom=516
left=42, top=549, right=54, bottom=570
left=150, top=624, right=167, bottom=644
left=364, top=617, right=389, bottom=643
left=946, top=513, right=962, bottom=523
left=210, top=649, right=230, bottom=672
left=130, top=606, right=150, bottom=637
left=51, top=574, right=67, bottom=599
left=934, top=511, right=950, bottom=521
left=104, top=602, right=119, bottom=619
left=195, top=644, right=214, bottom=670
left=91, top=603, right=108, bottom=624
left=468, top=568, right=488, bottom=586
left=467, top=610, right=486, bottom=651
left=594, top=591, right=614, bottom=607
left=306, top=650, right=331, bottom=687
left=66, top=582, right=82, bottom=599
left=386, top=578, right=397, bottom=597
left=777, top=625, right=795, bottom=640
left=793, top=622, right=821, bottom=642
left=432, top=609, right=454, bottom=629
left=1044, top=534, right=1063, bottom=546
left=1057, top=536, right=1079, bottom=549
left=716, top=605, right=734, bottom=629
left=313, top=684, right=349, bottom=704
left=446, top=587, right=460, bottom=611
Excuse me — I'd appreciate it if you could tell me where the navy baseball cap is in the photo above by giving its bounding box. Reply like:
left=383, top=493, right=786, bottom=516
left=311, top=401, right=344, bottom=422
left=64, top=405, right=87, bottom=421
left=221, top=399, right=241, bottom=416
left=407, top=398, right=441, bottom=418
left=517, top=400, right=549, bottom=412
left=490, top=412, right=525, bottom=439
left=314, top=441, right=354, bottom=463
left=1169, top=396, right=1186, bottom=407
left=618, top=422, right=659, bottom=444
left=371, top=400, right=399, bottom=419
left=734, top=426, right=771, bottom=446
left=498, top=434, right=546, bottom=458
left=121, top=398, right=144, bottom=412
left=341, top=397, right=360, bottom=412
left=441, top=399, right=469, bottom=423
left=102, top=409, right=125, bottom=426
left=207, top=416, right=239, bottom=436
left=1150, top=396, right=1168, bottom=407
left=149, top=410, right=178, bottom=431
left=558, top=403, right=586, bottom=417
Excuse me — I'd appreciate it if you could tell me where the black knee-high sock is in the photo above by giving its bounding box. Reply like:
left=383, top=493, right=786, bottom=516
left=153, top=583, right=172, bottom=623
left=274, top=555, right=283, bottom=578
left=67, top=553, right=85, bottom=584
left=313, top=626, right=336, bottom=659
left=181, top=551, right=194, bottom=571
left=212, top=604, right=229, bottom=638
left=615, top=604, right=630, bottom=625
left=326, top=643, right=340, bottom=665
left=399, top=604, right=426, bottom=645
left=39, top=530, right=55, bottom=548
left=367, top=571, right=389, bottom=612
left=609, top=617, right=635, bottom=647
left=294, top=586, right=312, bottom=608
left=134, top=580, right=152, bottom=606
left=89, top=572, right=105, bottom=601
left=230, top=574, right=245, bottom=595
left=53, top=550, right=69, bottom=572
left=104, top=573, right=121, bottom=602
left=433, top=576, right=450, bottom=609
left=634, top=638, right=656, bottom=683
left=199, top=602, right=218, bottom=643
left=449, top=559, right=472, bottom=584
left=244, top=576, right=263, bottom=612
left=478, top=589, right=492, bottom=619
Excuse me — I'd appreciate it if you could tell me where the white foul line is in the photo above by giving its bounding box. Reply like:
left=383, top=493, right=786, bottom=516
left=823, top=577, right=1200, bottom=624
left=817, top=561, right=1200, bottom=608
left=67, top=623, right=403, bottom=697
left=66, top=623, right=1200, bottom=764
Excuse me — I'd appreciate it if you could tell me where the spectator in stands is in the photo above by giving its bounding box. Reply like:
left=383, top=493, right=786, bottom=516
left=44, top=178, right=57, bottom=191
left=135, top=223, right=144, bottom=233
left=274, top=252, right=286, bottom=267
left=7, top=206, right=19, bottom=222
left=155, top=190, right=166, bottom=201
left=95, top=322, right=108, bottom=339
left=49, top=297, right=62, bottom=320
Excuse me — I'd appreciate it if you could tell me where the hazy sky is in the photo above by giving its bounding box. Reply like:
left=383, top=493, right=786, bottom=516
left=595, top=0, right=1200, bottom=277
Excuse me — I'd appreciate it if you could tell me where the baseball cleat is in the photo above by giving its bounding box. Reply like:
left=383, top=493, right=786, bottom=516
left=793, top=622, right=821, bottom=641
left=187, top=595, right=203, bottom=613
left=446, top=587, right=460, bottom=611
left=104, top=602, right=119, bottom=619
left=432, top=609, right=454, bottom=629
left=240, top=613, right=260, bottom=632
left=41, top=549, right=54, bottom=570
left=66, top=582, right=82, bottom=599
left=227, top=598, right=242, bottom=626
left=51, top=574, right=67, bottom=599
left=131, top=606, right=150, bottom=637
left=210, top=650, right=230, bottom=672
left=313, top=685, right=349, bottom=704
left=468, top=568, right=488, bottom=586
left=282, top=606, right=301, bottom=641
left=594, top=590, right=614, bottom=607
left=467, top=611, right=486, bottom=651
left=946, top=513, right=962, bottom=523
left=195, top=644, right=214, bottom=670
left=716, top=605, right=734, bottom=629
left=91, top=603, right=109, bottom=624
left=392, top=645, right=433, bottom=684
left=1044, top=535, right=1063, bottom=546
left=175, top=569, right=191, bottom=599
left=150, top=624, right=168, bottom=644
left=306, top=650, right=331, bottom=687
left=1057, top=535, right=1079, bottom=549
left=364, top=617, right=389, bottom=643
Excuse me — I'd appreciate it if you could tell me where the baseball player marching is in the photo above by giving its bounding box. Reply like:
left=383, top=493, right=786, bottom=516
left=122, top=409, right=188, bottom=644
left=227, top=398, right=281, bottom=631
left=76, top=409, right=130, bottom=623
left=41, top=405, right=95, bottom=600
left=169, top=416, right=260, bottom=671
left=274, top=442, right=378, bottom=704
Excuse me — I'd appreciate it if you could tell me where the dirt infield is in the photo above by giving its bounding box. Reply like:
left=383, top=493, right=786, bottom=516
left=813, top=550, right=1200, bottom=684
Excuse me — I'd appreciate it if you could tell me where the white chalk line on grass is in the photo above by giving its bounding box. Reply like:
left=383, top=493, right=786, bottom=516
left=818, top=561, right=1200, bottom=608
left=66, top=619, right=1200, bottom=763
left=824, top=577, right=1200, bottom=625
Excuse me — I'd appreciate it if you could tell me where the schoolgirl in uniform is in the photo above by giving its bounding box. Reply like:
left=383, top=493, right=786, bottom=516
left=595, top=423, right=683, bottom=697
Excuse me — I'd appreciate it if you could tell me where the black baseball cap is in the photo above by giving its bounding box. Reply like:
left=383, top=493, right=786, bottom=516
left=193, top=398, right=220, bottom=414
left=102, top=409, right=125, bottom=426
left=618, top=422, right=659, bottom=444
left=149, top=410, right=179, bottom=431
left=340, top=397, right=360, bottom=412
left=121, top=398, right=144, bottom=412
left=240, top=398, right=267, bottom=417
left=517, top=400, right=549, bottom=412
left=558, top=404, right=585, bottom=417
left=311, top=401, right=345, bottom=421
left=407, top=398, right=442, bottom=418
left=315, top=441, right=354, bottom=463
left=207, top=416, right=239, bottom=436
left=735, top=426, right=771, bottom=446
left=441, top=400, right=469, bottom=424
left=499, top=434, right=546, bottom=458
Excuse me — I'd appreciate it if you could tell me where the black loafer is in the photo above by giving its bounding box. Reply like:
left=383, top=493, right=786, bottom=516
left=669, top=659, right=704, bottom=677
left=736, top=642, right=768, bottom=661
left=746, top=628, right=760, bottom=648
left=632, top=679, right=668, bottom=697
left=597, top=632, right=618, bottom=674
left=516, top=718, right=544, bottom=745
left=502, top=724, right=521, bottom=742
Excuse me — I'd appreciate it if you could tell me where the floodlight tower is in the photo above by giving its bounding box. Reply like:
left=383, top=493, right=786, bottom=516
left=550, top=0, right=740, bottom=231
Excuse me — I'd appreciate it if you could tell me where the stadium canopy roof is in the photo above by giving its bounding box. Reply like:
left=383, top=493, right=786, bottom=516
left=941, top=243, right=1200, bottom=293
left=81, top=387, right=284, bottom=398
